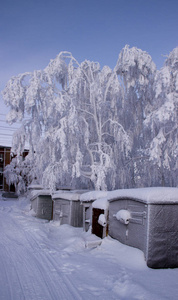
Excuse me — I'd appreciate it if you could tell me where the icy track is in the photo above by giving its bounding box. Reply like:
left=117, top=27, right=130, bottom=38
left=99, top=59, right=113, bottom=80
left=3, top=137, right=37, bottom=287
left=0, top=194, right=178, bottom=300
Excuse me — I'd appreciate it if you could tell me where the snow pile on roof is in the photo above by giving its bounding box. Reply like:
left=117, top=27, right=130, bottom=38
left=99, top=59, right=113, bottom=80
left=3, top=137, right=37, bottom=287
left=28, top=184, right=43, bottom=190
left=80, top=191, right=108, bottom=202
left=92, top=197, right=109, bottom=210
left=52, top=190, right=89, bottom=201
left=81, top=187, right=178, bottom=207
left=107, top=187, right=178, bottom=204
left=30, top=189, right=51, bottom=201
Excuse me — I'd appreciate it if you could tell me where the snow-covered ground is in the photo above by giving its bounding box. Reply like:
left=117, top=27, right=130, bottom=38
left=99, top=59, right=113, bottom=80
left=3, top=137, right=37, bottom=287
left=0, top=193, right=178, bottom=300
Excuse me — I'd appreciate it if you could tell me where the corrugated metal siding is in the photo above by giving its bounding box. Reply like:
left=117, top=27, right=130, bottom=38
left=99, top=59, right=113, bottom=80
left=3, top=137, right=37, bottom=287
left=109, top=199, right=147, bottom=253
left=53, top=200, right=70, bottom=224
left=109, top=198, right=178, bottom=268
left=53, top=199, right=83, bottom=227
left=31, top=195, right=53, bottom=220
left=147, top=204, right=178, bottom=268
left=71, top=201, right=83, bottom=227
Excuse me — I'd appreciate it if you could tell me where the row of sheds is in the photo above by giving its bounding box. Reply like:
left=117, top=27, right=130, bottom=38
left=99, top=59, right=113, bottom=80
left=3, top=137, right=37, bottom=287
left=29, top=186, right=178, bottom=269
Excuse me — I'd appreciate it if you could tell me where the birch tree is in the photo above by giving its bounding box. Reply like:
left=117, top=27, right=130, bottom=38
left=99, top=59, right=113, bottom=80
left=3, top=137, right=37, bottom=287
left=144, top=47, right=178, bottom=186
left=115, top=45, right=157, bottom=187
left=2, top=46, right=177, bottom=192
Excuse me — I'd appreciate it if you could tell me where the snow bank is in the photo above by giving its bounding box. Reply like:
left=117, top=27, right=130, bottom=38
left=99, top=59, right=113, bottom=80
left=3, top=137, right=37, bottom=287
left=1, top=193, right=178, bottom=299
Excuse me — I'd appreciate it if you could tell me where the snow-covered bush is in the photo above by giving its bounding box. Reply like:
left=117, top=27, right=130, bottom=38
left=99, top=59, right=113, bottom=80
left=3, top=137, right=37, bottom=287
left=4, top=155, right=34, bottom=195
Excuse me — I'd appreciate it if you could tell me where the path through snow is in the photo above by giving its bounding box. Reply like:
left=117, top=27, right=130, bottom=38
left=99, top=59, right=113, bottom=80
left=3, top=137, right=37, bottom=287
left=0, top=194, right=178, bottom=300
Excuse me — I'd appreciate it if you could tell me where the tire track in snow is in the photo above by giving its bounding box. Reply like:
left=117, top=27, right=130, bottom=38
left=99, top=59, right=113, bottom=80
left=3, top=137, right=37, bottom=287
left=0, top=232, right=27, bottom=300
left=0, top=243, right=14, bottom=300
left=23, top=226, right=83, bottom=300
left=0, top=208, right=83, bottom=300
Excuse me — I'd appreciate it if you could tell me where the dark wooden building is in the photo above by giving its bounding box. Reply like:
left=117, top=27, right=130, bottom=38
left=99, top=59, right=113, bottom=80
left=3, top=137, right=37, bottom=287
left=92, top=198, right=109, bottom=239
left=0, top=145, right=28, bottom=192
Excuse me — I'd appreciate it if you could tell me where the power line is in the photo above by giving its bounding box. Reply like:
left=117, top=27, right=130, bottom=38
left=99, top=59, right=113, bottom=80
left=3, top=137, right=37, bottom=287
left=0, top=128, right=18, bottom=131
left=0, top=118, right=25, bottom=123
left=0, top=120, right=8, bottom=123
left=0, top=133, right=13, bottom=136
left=0, top=119, right=29, bottom=125
left=0, top=120, right=18, bottom=124
left=0, top=123, right=19, bottom=127
left=0, top=127, right=17, bottom=131
left=0, top=133, right=13, bottom=139
left=0, top=123, right=20, bottom=128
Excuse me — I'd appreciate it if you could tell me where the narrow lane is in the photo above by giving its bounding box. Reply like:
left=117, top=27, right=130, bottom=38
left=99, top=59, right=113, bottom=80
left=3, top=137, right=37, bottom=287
left=0, top=204, right=83, bottom=300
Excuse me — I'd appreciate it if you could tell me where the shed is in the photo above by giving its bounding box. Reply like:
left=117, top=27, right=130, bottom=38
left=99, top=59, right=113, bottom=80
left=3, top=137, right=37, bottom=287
left=30, top=189, right=52, bottom=220
left=52, top=190, right=89, bottom=227
left=108, top=187, right=178, bottom=269
left=92, top=197, right=109, bottom=239
left=80, top=191, right=108, bottom=232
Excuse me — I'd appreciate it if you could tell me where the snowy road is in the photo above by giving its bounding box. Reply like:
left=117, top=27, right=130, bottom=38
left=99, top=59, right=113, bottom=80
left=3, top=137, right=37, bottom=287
left=0, top=200, right=86, bottom=300
left=0, top=195, right=178, bottom=300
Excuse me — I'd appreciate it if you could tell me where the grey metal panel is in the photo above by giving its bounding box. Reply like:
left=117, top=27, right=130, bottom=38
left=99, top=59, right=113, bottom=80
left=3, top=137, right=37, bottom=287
left=36, top=195, right=53, bottom=220
left=109, top=197, right=178, bottom=269
left=147, top=204, right=178, bottom=268
left=53, top=198, right=83, bottom=227
left=109, top=199, right=147, bottom=252
left=53, top=199, right=70, bottom=224
left=109, top=200, right=127, bottom=245
left=70, top=201, right=83, bottom=227
left=126, top=200, right=147, bottom=252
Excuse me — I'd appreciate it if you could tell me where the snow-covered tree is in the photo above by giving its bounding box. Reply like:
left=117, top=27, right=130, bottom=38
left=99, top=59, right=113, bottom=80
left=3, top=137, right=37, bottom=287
left=4, top=154, right=33, bottom=195
left=2, top=46, right=177, bottom=192
left=69, top=61, right=131, bottom=190
left=144, top=47, right=178, bottom=186
left=115, top=45, right=157, bottom=187
left=2, top=52, right=80, bottom=190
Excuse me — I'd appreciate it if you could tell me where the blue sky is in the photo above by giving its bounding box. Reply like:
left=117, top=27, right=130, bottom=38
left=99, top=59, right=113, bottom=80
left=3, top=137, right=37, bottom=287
left=0, top=0, right=178, bottom=145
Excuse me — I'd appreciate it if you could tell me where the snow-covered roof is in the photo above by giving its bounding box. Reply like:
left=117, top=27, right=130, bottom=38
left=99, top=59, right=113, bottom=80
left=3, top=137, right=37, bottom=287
left=0, top=144, right=11, bottom=148
left=28, top=184, right=43, bottom=190
left=52, top=190, right=90, bottom=201
left=29, top=187, right=178, bottom=204
left=30, top=189, right=51, bottom=201
left=80, top=191, right=108, bottom=202
left=108, top=187, right=178, bottom=204
left=92, top=197, right=109, bottom=210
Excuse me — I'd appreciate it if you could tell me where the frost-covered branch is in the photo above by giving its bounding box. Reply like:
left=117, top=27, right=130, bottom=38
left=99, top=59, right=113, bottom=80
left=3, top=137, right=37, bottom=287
left=2, top=46, right=177, bottom=192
